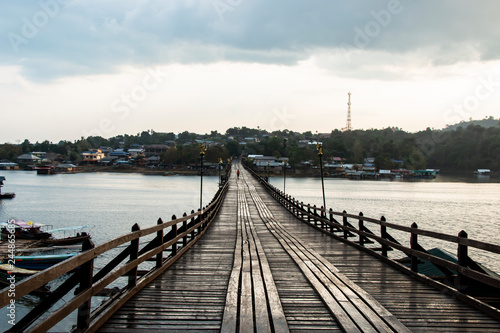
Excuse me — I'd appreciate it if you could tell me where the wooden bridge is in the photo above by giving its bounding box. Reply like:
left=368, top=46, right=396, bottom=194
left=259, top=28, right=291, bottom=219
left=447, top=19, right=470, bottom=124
left=2, top=162, right=500, bottom=332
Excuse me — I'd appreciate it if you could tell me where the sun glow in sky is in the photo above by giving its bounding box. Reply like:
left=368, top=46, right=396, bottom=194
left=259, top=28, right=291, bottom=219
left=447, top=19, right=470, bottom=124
left=1, top=0, right=500, bottom=143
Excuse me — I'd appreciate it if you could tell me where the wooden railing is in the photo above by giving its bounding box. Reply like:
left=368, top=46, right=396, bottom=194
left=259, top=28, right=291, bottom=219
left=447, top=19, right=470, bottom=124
left=0, top=169, right=230, bottom=333
left=245, top=165, right=500, bottom=319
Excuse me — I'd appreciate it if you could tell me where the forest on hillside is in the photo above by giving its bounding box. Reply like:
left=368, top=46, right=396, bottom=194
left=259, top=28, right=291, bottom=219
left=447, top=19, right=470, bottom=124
left=1, top=120, right=499, bottom=172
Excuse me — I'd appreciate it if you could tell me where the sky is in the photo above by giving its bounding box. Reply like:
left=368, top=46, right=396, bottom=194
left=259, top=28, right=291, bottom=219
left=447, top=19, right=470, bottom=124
left=1, top=0, right=500, bottom=143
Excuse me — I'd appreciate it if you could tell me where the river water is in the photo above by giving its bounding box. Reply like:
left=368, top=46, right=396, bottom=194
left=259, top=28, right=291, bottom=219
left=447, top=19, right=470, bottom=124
left=1, top=170, right=499, bottom=331
left=269, top=174, right=500, bottom=272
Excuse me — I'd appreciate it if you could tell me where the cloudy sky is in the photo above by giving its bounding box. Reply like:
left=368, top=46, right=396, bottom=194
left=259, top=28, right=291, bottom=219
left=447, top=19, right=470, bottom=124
left=1, top=0, right=500, bottom=143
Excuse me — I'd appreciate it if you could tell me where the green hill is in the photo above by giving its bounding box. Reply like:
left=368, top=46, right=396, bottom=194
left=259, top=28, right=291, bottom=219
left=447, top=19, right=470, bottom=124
left=444, top=117, right=499, bottom=131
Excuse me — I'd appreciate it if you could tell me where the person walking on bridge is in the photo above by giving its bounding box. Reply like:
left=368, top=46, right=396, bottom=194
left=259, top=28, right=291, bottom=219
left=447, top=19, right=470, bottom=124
left=237, top=169, right=240, bottom=178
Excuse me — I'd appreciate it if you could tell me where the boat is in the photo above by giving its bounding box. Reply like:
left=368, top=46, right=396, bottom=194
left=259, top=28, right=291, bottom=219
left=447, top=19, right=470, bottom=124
left=0, top=220, right=52, bottom=240
left=8, top=253, right=77, bottom=270
left=40, top=225, right=91, bottom=246
left=0, top=264, right=51, bottom=294
left=0, top=263, right=40, bottom=280
left=474, top=169, right=491, bottom=175
left=0, top=176, right=15, bottom=199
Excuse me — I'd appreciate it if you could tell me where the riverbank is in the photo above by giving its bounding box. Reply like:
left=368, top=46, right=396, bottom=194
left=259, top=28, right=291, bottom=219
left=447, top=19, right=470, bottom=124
left=9, top=165, right=223, bottom=176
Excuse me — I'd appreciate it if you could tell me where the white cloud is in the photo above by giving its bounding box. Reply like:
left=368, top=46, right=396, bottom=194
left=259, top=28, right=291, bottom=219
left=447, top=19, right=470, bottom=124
left=1, top=1, right=500, bottom=142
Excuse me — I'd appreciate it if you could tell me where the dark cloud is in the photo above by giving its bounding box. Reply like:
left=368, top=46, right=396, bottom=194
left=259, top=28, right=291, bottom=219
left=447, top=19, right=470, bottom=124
left=2, top=0, right=499, bottom=81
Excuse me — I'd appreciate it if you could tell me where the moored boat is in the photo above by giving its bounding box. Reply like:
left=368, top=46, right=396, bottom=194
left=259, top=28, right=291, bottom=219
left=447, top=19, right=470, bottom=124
left=474, top=169, right=491, bottom=175
left=0, top=264, right=51, bottom=294
left=0, top=263, right=40, bottom=280
left=40, top=226, right=91, bottom=245
left=0, top=220, right=52, bottom=240
left=8, top=253, right=77, bottom=270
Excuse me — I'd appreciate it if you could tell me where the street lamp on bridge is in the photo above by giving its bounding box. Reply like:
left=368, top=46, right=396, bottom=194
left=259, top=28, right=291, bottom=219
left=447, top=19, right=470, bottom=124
left=218, top=157, right=222, bottom=187
left=199, top=142, right=207, bottom=211
left=317, top=143, right=327, bottom=214
left=283, top=138, right=287, bottom=194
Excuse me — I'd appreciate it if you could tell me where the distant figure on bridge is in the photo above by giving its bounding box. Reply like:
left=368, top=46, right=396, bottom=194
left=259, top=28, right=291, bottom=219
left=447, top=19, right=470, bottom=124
left=237, top=169, right=240, bottom=178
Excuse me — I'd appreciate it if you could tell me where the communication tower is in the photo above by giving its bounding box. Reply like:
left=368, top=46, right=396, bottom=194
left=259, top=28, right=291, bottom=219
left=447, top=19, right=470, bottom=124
left=342, top=92, right=352, bottom=131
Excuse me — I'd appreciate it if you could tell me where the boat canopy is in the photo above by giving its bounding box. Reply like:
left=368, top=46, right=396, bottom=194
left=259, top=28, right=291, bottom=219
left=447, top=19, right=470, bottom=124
left=50, top=226, right=89, bottom=233
left=13, top=220, right=47, bottom=229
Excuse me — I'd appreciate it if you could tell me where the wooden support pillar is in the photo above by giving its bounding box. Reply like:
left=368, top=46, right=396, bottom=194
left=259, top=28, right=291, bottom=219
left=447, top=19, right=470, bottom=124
left=313, top=205, right=317, bottom=226
left=410, top=222, right=418, bottom=273
left=321, top=206, right=326, bottom=218
left=329, top=208, right=334, bottom=233
left=358, top=212, right=364, bottom=247
left=380, top=216, right=388, bottom=257
left=182, top=212, right=188, bottom=247
left=171, top=215, right=177, bottom=256
left=343, top=210, right=348, bottom=239
left=156, top=218, right=163, bottom=269
left=128, top=223, right=140, bottom=288
left=77, top=239, right=95, bottom=331
left=191, top=209, right=196, bottom=239
left=457, top=230, right=468, bottom=290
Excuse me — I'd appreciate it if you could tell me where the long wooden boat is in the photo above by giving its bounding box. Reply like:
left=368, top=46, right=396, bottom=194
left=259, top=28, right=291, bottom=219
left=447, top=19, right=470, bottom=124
left=0, top=264, right=51, bottom=295
left=40, top=226, right=91, bottom=245
left=0, top=263, right=40, bottom=280
left=0, top=220, right=52, bottom=240
left=9, top=253, right=77, bottom=270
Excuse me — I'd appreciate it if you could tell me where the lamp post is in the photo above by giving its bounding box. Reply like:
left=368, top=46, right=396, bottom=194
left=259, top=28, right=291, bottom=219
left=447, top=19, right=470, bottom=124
left=283, top=160, right=287, bottom=194
left=199, top=142, right=207, bottom=211
left=317, top=143, right=327, bottom=214
left=283, top=138, right=287, bottom=194
left=267, top=160, right=270, bottom=181
left=218, top=157, right=222, bottom=186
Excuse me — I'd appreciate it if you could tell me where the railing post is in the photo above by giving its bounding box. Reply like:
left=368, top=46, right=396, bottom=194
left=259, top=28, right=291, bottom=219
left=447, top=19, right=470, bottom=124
left=320, top=206, right=325, bottom=229
left=410, top=222, right=419, bottom=273
left=156, top=218, right=164, bottom=269
left=380, top=216, right=388, bottom=257
left=171, top=215, right=177, bottom=256
left=202, top=206, right=207, bottom=230
left=128, top=223, right=140, bottom=288
left=182, top=212, right=188, bottom=247
left=191, top=209, right=196, bottom=239
left=196, top=208, right=201, bottom=234
left=300, top=201, right=304, bottom=220
left=307, top=205, right=311, bottom=223
left=358, top=212, right=364, bottom=247
left=329, top=208, right=334, bottom=233
left=313, top=205, right=317, bottom=226
left=457, top=230, right=468, bottom=290
left=343, top=210, right=348, bottom=239
left=77, top=239, right=95, bottom=331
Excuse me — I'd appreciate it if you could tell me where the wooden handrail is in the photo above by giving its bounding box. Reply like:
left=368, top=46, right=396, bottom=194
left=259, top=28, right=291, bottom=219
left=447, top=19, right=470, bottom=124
left=1, top=167, right=231, bottom=333
left=244, top=165, right=500, bottom=293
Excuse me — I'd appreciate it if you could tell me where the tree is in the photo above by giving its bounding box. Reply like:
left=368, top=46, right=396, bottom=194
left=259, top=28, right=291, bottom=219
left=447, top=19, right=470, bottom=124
left=205, top=145, right=227, bottom=163
left=225, top=140, right=240, bottom=157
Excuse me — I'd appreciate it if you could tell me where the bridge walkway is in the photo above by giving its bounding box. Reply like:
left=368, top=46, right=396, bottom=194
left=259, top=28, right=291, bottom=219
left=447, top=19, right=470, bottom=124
left=99, top=164, right=500, bottom=332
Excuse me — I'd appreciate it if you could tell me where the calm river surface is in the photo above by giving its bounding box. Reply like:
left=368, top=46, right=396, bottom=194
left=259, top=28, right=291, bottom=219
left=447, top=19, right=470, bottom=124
left=1, top=170, right=499, bottom=331
left=269, top=174, right=500, bottom=272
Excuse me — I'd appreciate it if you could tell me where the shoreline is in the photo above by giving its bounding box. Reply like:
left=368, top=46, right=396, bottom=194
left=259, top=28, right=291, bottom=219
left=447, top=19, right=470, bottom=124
left=2, top=166, right=498, bottom=182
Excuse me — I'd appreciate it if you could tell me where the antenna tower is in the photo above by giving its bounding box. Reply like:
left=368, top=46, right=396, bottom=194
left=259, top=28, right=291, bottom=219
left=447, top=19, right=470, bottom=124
left=343, top=92, right=352, bottom=131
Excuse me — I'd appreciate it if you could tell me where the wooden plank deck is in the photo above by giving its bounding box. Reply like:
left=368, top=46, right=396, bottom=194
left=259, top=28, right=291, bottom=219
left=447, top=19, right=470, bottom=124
left=99, top=164, right=500, bottom=332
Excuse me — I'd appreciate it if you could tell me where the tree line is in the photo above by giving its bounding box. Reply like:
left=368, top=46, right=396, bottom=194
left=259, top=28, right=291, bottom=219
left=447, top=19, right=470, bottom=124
left=1, top=122, right=499, bottom=172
